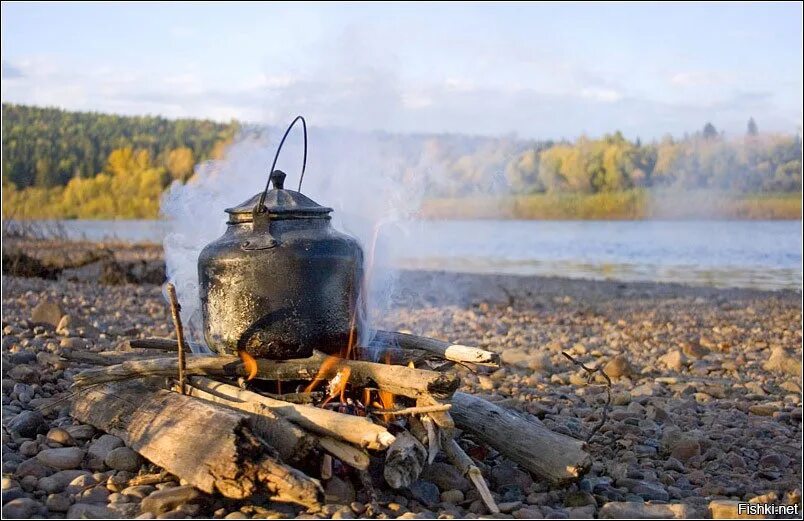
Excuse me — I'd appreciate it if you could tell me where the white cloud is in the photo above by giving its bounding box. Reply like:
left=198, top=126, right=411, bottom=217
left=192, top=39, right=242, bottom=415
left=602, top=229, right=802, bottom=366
left=670, top=70, right=729, bottom=88
left=580, top=87, right=623, bottom=103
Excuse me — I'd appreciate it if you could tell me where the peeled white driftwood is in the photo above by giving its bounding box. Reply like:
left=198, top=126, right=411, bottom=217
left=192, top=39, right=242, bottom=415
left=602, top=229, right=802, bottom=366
left=450, top=392, right=591, bottom=485
left=189, top=377, right=395, bottom=451
left=372, top=330, right=501, bottom=367
left=70, top=381, right=323, bottom=506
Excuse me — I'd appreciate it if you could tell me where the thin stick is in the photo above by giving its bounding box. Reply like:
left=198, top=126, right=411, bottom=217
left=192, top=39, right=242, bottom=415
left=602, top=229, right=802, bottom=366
left=441, top=433, right=499, bottom=514
left=561, top=352, right=611, bottom=443
left=165, top=283, right=187, bottom=395
left=371, top=404, right=452, bottom=416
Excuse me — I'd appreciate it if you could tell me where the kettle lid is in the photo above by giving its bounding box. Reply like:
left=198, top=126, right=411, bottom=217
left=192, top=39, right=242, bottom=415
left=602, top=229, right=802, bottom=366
left=225, top=170, right=332, bottom=223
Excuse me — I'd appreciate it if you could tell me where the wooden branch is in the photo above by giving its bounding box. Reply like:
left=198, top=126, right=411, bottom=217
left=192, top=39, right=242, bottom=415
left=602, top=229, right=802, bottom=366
left=257, top=352, right=460, bottom=400
left=124, top=338, right=182, bottom=351
left=60, top=351, right=164, bottom=366
left=165, top=283, right=187, bottom=395
left=450, top=392, right=591, bottom=485
left=189, top=377, right=394, bottom=451
left=318, top=437, right=370, bottom=471
left=70, top=381, right=322, bottom=507
left=73, top=352, right=460, bottom=400
left=372, top=404, right=452, bottom=416
left=442, top=433, right=499, bottom=514
left=383, top=431, right=426, bottom=489
left=371, top=330, right=500, bottom=367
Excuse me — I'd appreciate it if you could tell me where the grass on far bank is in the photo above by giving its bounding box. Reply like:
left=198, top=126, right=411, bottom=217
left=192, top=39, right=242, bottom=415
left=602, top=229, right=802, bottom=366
left=419, top=190, right=802, bottom=220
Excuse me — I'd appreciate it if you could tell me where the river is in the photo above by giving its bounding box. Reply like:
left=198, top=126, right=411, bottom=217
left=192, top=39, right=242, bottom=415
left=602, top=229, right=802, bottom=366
left=11, top=219, right=802, bottom=291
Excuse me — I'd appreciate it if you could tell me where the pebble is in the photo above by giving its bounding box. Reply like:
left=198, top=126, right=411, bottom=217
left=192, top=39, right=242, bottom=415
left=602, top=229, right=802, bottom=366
left=440, top=489, right=465, bottom=504
left=141, top=485, right=201, bottom=515
left=323, top=475, right=355, bottom=505
left=105, top=447, right=141, bottom=472
left=67, top=502, right=114, bottom=518
left=31, top=299, right=64, bottom=326
left=616, top=478, right=669, bottom=501
left=1, top=497, right=46, bottom=518
left=490, top=463, right=533, bottom=492
left=422, top=462, right=471, bottom=492
left=603, top=356, right=633, bottom=378
left=37, top=469, right=90, bottom=494
left=599, top=502, right=693, bottom=518
left=8, top=410, right=47, bottom=438
left=408, top=480, right=440, bottom=508
left=45, top=492, right=73, bottom=512
left=87, top=434, right=125, bottom=462
left=46, top=427, right=76, bottom=446
left=36, top=447, right=85, bottom=469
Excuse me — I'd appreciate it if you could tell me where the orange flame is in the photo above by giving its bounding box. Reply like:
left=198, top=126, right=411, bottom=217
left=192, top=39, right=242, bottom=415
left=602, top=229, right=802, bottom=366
left=378, top=351, right=395, bottom=420
left=304, top=355, right=341, bottom=393
left=239, top=350, right=259, bottom=381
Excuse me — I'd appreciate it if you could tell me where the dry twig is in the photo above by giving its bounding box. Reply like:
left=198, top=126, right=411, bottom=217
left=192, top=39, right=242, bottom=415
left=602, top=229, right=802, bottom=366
left=561, top=351, right=612, bottom=443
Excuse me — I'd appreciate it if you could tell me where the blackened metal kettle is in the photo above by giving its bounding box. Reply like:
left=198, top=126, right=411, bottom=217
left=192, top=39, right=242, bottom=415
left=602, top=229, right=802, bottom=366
left=198, top=116, right=364, bottom=359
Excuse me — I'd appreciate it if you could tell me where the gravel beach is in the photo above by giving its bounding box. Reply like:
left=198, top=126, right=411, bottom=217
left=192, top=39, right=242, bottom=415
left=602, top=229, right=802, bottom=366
left=2, top=254, right=801, bottom=519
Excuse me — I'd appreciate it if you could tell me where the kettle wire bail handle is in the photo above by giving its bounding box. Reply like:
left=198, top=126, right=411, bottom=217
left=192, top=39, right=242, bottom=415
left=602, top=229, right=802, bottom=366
left=255, top=115, right=308, bottom=213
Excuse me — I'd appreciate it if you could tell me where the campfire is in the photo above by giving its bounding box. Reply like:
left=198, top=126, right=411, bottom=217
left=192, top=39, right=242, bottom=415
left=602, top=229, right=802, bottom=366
left=66, top=117, right=592, bottom=514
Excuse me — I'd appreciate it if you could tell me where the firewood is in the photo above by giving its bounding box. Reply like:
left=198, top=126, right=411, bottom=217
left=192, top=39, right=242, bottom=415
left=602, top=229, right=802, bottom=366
left=441, top=433, right=499, bottom=514
left=120, top=338, right=184, bottom=351
left=70, top=381, right=323, bottom=507
left=178, top=381, right=369, bottom=470
left=371, top=330, right=501, bottom=367
left=174, top=382, right=317, bottom=462
left=383, top=430, right=427, bottom=489
left=61, top=350, right=164, bottom=366
left=449, top=392, right=591, bottom=485
left=189, top=377, right=395, bottom=451
left=72, top=352, right=460, bottom=400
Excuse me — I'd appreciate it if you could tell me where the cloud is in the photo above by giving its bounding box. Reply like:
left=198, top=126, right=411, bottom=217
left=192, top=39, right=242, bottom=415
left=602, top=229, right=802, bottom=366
left=0, top=52, right=799, bottom=139
left=2, top=60, right=24, bottom=79
left=580, top=87, right=623, bottom=103
left=670, top=70, right=730, bottom=88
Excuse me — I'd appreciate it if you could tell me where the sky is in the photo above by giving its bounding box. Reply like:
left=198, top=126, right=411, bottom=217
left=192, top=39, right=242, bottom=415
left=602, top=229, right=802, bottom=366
left=2, top=2, right=802, bottom=140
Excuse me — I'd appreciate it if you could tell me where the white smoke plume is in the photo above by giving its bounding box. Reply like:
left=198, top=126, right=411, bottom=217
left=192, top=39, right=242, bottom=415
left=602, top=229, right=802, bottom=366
left=160, top=125, right=433, bottom=352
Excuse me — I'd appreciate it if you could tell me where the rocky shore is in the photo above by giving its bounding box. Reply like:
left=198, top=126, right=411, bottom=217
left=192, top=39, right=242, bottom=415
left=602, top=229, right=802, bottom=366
left=2, top=257, right=801, bottom=519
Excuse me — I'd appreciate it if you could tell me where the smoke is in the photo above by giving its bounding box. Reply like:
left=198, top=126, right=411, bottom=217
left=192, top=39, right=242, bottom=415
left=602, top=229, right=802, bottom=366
left=160, top=125, right=435, bottom=352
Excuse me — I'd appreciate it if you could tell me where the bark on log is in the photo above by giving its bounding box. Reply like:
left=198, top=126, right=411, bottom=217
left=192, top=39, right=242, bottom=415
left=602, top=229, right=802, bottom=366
left=449, top=392, right=591, bottom=485
left=383, top=431, right=427, bottom=489
left=70, top=381, right=323, bottom=506
left=73, top=352, right=460, bottom=400
left=371, top=330, right=501, bottom=367
left=189, top=377, right=395, bottom=451
left=179, top=382, right=369, bottom=470
left=174, top=382, right=318, bottom=463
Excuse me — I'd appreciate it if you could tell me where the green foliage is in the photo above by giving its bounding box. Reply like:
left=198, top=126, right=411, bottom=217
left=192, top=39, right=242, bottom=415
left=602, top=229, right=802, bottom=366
left=2, top=103, right=237, bottom=189
left=1, top=104, right=801, bottom=219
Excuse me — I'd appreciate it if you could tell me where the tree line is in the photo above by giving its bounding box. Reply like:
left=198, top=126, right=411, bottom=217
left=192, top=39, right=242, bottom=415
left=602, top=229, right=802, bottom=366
left=2, top=104, right=801, bottom=219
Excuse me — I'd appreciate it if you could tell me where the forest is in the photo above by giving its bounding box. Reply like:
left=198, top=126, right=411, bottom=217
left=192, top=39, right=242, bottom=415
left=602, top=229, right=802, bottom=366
left=2, top=104, right=801, bottom=219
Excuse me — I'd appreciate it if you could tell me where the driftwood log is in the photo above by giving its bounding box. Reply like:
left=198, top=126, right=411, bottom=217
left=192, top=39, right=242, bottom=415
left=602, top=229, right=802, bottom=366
left=371, top=330, right=501, bottom=367
left=70, top=381, right=323, bottom=506
left=383, top=431, right=427, bottom=489
left=123, top=333, right=499, bottom=368
left=72, top=352, right=460, bottom=400
left=189, top=377, right=394, bottom=451
left=450, top=392, right=591, bottom=485
left=178, top=382, right=370, bottom=470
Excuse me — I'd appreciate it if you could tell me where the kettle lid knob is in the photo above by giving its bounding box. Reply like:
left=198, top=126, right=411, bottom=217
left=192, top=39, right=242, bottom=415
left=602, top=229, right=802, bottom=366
left=270, top=170, right=286, bottom=190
